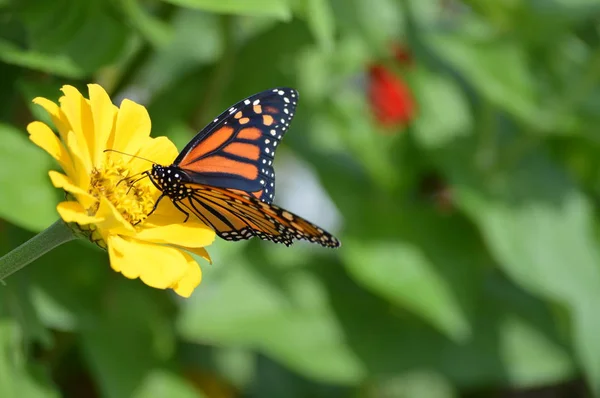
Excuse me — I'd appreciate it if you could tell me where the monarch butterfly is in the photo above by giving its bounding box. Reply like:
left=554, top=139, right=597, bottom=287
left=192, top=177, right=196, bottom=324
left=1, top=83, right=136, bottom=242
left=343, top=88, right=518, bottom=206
left=143, top=88, right=340, bottom=248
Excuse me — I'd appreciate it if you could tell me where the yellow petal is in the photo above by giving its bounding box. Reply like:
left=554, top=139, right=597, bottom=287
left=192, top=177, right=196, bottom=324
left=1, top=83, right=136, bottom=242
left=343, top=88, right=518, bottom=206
left=110, top=99, right=151, bottom=155
left=27, top=121, right=74, bottom=177
left=49, top=171, right=97, bottom=209
left=59, top=85, right=93, bottom=170
left=88, top=84, right=117, bottom=165
left=95, top=196, right=136, bottom=236
left=107, top=235, right=189, bottom=289
left=143, top=197, right=216, bottom=241
left=32, top=97, right=71, bottom=141
left=182, top=246, right=212, bottom=264
left=127, top=136, right=178, bottom=175
left=151, top=194, right=191, bottom=221
left=170, top=252, right=202, bottom=298
left=56, top=201, right=103, bottom=224
left=66, top=131, right=92, bottom=187
left=137, top=217, right=215, bottom=248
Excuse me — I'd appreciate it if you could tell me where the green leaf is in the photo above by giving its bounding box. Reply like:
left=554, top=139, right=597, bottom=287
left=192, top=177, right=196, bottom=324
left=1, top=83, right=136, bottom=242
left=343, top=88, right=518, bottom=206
left=364, top=371, right=457, bottom=398
left=30, top=286, right=79, bottom=332
left=497, top=315, right=574, bottom=387
left=296, top=0, right=335, bottom=51
left=15, top=0, right=129, bottom=75
left=331, top=0, right=404, bottom=51
left=148, top=19, right=311, bottom=135
left=444, top=274, right=575, bottom=387
left=133, top=370, right=205, bottom=398
left=426, top=33, right=543, bottom=130
left=57, top=3, right=129, bottom=74
left=455, top=152, right=600, bottom=393
left=342, top=239, right=473, bottom=343
left=294, top=145, right=473, bottom=342
left=308, top=90, right=402, bottom=191
left=0, top=124, right=58, bottom=232
left=411, top=68, right=473, bottom=149
left=22, top=235, right=109, bottom=332
left=331, top=265, right=575, bottom=388
left=139, top=10, right=221, bottom=95
left=16, top=0, right=87, bottom=57
left=16, top=79, right=63, bottom=128
left=111, top=0, right=173, bottom=48
left=158, top=0, right=292, bottom=20
left=407, top=0, right=442, bottom=29
left=2, top=273, right=53, bottom=349
left=212, top=347, right=256, bottom=390
left=81, top=281, right=175, bottom=398
left=220, top=19, right=313, bottom=102
left=0, top=320, right=59, bottom=398
left=0, top=39, right=85, bottom=78
left=177, top=259, right=366, bottom=385
left=179, top=242, right=572, bottom=389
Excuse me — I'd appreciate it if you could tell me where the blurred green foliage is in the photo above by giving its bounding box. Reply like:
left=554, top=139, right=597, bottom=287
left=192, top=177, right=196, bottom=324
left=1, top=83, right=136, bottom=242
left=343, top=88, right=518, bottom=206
left=1, top=0, right=600, bottom=397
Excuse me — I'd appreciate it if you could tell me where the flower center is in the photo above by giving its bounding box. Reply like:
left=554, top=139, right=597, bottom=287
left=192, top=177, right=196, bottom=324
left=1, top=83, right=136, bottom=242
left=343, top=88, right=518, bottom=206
left=88, top=157, right=155, bottom=225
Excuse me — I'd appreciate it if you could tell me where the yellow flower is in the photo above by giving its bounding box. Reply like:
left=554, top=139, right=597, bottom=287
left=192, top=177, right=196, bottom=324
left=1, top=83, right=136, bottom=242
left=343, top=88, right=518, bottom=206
left=27, top=84, right=216, bottom=297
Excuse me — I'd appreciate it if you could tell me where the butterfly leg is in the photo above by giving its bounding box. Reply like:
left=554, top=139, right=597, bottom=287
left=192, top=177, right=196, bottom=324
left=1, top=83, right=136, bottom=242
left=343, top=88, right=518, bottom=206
left=134, top=194, right=165, bottom=226
left=144, top=193, right=165, bottom=220
left=172, top=200, right=190, bottom=223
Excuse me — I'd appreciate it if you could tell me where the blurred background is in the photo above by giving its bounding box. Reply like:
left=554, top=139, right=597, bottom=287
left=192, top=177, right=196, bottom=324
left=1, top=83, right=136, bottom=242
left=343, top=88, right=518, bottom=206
left=2, top=0, right=600, bottom=397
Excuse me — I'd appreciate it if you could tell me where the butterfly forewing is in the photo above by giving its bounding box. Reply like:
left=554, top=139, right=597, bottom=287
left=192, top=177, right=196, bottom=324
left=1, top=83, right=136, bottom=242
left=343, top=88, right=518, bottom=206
left=176, top=184, right=340, bottom=248
left=174, top=88, right=298, bottom=204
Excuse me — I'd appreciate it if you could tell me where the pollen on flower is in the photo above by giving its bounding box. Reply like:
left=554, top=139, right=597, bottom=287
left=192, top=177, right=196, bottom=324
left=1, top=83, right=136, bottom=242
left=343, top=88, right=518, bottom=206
left=88, top=156, right=155, bottom=225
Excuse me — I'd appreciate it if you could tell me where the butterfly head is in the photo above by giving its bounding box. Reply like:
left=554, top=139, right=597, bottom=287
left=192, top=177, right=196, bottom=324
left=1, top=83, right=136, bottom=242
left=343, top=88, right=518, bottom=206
left=149, top=164, right=192, bottom=201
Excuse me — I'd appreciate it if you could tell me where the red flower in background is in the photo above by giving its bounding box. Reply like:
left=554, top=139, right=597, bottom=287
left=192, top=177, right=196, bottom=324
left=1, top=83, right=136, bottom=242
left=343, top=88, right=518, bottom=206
left=367, top=45, right=416, bottom=128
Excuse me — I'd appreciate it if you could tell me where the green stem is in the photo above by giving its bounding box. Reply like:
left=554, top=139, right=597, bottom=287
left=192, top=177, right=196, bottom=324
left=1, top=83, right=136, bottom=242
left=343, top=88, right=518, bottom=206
left=0, top=220, right=77, bottom=281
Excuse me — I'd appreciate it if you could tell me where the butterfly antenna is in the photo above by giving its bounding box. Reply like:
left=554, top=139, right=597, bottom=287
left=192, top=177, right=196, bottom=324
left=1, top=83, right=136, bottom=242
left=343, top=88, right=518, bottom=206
left=126, top=174, right=150, bottom=194
left=104, top=149, right=155, bottom=164
left=116, top=170, right=146, bottom=187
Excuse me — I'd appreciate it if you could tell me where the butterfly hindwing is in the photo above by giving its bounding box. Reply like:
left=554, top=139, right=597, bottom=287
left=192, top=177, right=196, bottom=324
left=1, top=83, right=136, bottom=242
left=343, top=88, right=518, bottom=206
left=175, top=184, right=340, bottom=248
left=174, top=88, right=298, bottom=204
